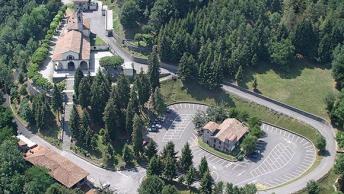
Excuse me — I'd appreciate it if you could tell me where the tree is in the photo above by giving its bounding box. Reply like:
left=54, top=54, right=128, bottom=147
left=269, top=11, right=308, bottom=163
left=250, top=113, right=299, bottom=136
left=149, top=0, right=174, bottom=31
left=185, top=166, right=196, bottom=188
left=45, top=183, right=75, bottom=194
left=315, top=135, right=326, bottom=153
left=145, top=140, right=158, bottom=160
left=122, top=144, right=134, bottom=166
left=235, top=66, right=243, bottom=84
left=132, top=114, right=144, bottom=156
left=115, top=75, right=130, bottom=109
left=69, top=105, right=80, bottom=140
left=163, top=155, right=177, bottom=181
left=103, top=144, right=115, bottom=168
left=78, top=77, right=91, bottom=108
left=199, top=156, right=209, bottom=178
left=306, top=180, right=320, bottom=194
left=162, top=185, right=178, bottom=194
left=147, top=156, right=163, bottom=177
left=252, top=77, right=258, bottom=90
left=91, top=71, right=110, bottom=125
left=334, top=154, right=344, bottom=175
left=126, top=86, right=139, bottom=135
left=241, top=184, right=257, bottom=194
left=213, top=181, right=224, bottom=194
left=51, top=84, right=63, bottom=118
left=24, top=167, right=54, bottom=194
left=148, top=46, right=160, bottom=92
left=120, top=0, right=141, bottom=27
left=138, top=175, right=164, bottom=194
left=200, top=170, right=214, bottom=194
left=332, top=44, right=344, bottom=89
left=74, top=67, right=84, bottom=98
left=179, top=142, right=193, bottom=173
left=293, top=19, right=318, bottom=58
left=179, top=52, right=196, bottom=81
left=269, top=38, right=295, bottom=66
left=136, top=72, right=151, bottom=106
left=161, top=141, right=177, bottom=161
left=241, top=134, right=257, bottom=155
left=103, top=97, right=120, bottom=141
left=153, top=87, right=166, bottom=116
left=99, top=56, right=124, bottom=69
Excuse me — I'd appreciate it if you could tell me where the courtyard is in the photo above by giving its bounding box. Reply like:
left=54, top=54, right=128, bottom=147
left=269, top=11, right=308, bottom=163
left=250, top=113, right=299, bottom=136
left=148, top=103, right=316, bottom=190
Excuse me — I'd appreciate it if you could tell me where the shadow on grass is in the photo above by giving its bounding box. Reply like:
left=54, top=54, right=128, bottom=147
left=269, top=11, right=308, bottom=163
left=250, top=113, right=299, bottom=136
left=241, top=59, right=332, bottom=89
left=182, top=80, right=235, bottom=107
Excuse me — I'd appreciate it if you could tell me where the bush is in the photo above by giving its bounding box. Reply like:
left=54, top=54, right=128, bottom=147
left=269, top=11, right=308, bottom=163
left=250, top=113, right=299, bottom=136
left=315, top=135, right=326, bottom=152
left=31, top=46, right=49, bottom=65
left=306, top=180, right=320, bottom=194
left=99, top=56, right=124, bottom=68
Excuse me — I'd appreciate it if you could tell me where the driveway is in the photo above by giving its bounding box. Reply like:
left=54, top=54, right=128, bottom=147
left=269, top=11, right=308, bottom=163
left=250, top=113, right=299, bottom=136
left=148, top=103, right=316, bottom=191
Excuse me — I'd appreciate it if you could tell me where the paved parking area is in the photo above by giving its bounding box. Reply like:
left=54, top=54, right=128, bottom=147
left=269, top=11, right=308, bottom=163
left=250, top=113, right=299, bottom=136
left=148, top=103, right=316, bottom=190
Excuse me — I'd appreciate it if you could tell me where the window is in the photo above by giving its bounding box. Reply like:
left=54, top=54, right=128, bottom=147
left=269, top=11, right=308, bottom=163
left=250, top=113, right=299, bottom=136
left=67, top=55, right=75, bottom=60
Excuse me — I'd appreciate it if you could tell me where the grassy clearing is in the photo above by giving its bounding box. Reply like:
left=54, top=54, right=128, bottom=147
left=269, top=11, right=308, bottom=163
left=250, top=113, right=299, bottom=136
left=197, top=138, right=237, bottom=161
left=160, top=79, right=320, bottom=143
left=296, top=169, right=338, bottom=194
left=242, top=59, right=338, bottom=119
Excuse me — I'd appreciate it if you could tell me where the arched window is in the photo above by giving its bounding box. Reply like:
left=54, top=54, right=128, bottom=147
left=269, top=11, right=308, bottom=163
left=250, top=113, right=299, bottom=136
left=67, top=55, right=75, bottom=60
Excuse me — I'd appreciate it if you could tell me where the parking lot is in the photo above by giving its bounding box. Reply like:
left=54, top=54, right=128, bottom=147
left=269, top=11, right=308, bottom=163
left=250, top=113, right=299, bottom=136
left=148, top=103, right=316, bottom=190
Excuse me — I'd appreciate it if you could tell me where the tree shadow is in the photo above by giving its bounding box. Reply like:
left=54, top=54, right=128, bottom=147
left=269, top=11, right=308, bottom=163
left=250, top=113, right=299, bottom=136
left=182, top=80, right=235, bottom=107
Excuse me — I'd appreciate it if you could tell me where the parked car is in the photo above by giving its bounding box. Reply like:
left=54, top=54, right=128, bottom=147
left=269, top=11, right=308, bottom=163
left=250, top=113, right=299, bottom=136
left=147, top=127, right=158, bottom=132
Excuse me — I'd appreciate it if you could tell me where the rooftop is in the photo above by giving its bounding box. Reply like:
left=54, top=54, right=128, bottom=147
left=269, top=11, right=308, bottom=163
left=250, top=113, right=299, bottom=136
left=24, top=146, right=89, bottom=188
left=215, top=118, right=249, bottom=142
left=17, top=135, right=37, bottom=148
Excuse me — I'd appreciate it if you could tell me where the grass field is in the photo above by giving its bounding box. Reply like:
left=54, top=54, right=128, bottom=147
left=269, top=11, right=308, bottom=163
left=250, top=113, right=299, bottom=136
left=160, top=79, right=320, bottom=143
left=242, top=60, right=338, bottom=119
left=296, top=169, right=338, bottom=194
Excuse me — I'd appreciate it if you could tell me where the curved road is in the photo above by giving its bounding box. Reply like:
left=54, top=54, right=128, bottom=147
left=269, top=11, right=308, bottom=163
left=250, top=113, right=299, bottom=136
left=221, top=85, right=336, bottom=194
left=33, top=1, right=336, bottom=193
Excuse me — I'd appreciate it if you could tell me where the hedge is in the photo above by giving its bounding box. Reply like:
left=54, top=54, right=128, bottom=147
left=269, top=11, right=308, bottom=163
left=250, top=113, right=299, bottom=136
left=28, top=5, right=67, bottom=91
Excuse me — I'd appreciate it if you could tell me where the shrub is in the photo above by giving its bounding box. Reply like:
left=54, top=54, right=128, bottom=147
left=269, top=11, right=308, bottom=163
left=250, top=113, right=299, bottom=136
left=99, top=56, right=124, bottom=68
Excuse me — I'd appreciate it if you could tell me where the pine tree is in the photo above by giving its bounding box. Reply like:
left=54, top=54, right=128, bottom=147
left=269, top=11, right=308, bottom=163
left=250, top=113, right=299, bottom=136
left=126, top=86, right=139, bottom=135
left=51, top=84, right=63, bottom=115
left=115, top=75, right=130, bottom=109
left=147, top=156, right=162, bottom=177
left=80, top=110, right=92, bottom=148
left=179, top=52, right=195, bottom=81
left=91, top=71, right=110, bottom=125
left=185, top=166, right=196, bottom=188
left=199, top=156, right=209, bottom=178
left=103, top=97, right=120, bottom=141
left=163, top=155, right=177, bottom=181
left=179, top=142, right=193, bottom=173
left=136, top=72, right=151, bottom=106
left=132, top=114, right=143, bottom=156
left=74, top=67, right=84, bottom=98
left=145, top=140, right=158, bottom=160
left=69, top=104, right=80, bottom=140
left=161, top=141, right=177, bottom=161
left=103, top=144, right=115, bottom=168
left=148, top=45, right=160, bottom=92
left=153, top=88, right=166, bottom=116
left=78, top=77, right=91, bottom=108
left=200, top=170, right=214, bottom=194
left=122, top=144, right=134, bottom=166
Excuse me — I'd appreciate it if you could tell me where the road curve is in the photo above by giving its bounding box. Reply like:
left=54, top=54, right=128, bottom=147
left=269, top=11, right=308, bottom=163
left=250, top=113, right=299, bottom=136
left=221, top=85, right=336, bottom=194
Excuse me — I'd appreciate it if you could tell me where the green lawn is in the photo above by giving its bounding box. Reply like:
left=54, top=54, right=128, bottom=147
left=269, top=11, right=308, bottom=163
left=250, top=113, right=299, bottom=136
left=160, top=79, right=320, bottom=143
left=242, top=60, right=338, bottom=119
left=296, top=169, right=338, bottom=194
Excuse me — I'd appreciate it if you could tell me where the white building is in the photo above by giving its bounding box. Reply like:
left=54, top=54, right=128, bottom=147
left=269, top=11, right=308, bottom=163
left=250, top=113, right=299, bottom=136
left=122, top=62, right=135, bottom=77
left=105, top=10, right=113, bottom=36
left=201, top=118, right=249, bottom=152
left=52, top=10, right=91, bottom=71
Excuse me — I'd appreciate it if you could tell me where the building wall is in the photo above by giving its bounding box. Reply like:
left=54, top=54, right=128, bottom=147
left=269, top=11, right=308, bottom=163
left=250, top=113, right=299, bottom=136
left=53, top=59, right=89, bottom=71
left=202, top=128, right=236, bottom=153
left=62, top=51, right=79, bottom=61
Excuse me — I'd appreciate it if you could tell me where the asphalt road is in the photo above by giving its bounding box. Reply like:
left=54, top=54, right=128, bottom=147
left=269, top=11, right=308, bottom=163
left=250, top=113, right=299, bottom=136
left=221, top=85, right=336, bottom=194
